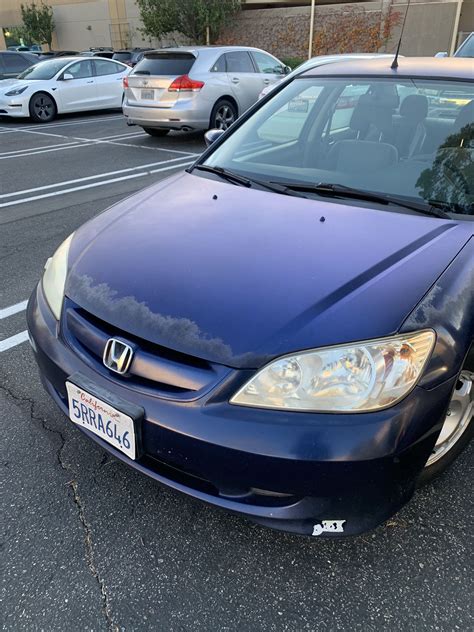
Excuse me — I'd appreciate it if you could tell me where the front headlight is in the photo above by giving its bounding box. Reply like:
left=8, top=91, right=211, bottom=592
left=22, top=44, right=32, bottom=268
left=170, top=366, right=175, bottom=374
left=42, top=233, right=75, bottom=320
left=230, top=331, right=435, bottom=412
left=5, top=86, right=28, bottom=96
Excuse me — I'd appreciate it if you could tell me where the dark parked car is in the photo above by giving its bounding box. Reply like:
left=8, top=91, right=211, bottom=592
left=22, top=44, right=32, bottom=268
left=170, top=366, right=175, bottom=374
left=35, top=50, right=79, bottom=60
left=28, top=58, right=473, bottom=538
left=0, top=51, right=37, bottom=80
left=112, top=48, right=153, bottom=67
left=79, top=48, right=114, bottom=59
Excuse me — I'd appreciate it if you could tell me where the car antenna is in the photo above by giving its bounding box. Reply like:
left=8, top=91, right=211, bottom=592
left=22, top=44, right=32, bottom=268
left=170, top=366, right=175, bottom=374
left=391, top=0, right=412, bottom=69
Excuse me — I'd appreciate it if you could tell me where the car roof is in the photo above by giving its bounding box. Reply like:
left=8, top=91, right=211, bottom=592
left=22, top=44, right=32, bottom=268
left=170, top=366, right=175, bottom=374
left=301, top=57, right=474, bottom=81
left=31, top=55, right=126, bottom=65
left=144, top=46, right=274, bottom=57
left=1, top=50, right=36, bottom=56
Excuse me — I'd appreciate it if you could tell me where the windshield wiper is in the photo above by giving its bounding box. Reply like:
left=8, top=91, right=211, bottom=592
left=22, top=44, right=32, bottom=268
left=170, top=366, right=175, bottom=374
left=270, top=181, right=451, bottom=219
left=192, top=165, right=308, bottom=197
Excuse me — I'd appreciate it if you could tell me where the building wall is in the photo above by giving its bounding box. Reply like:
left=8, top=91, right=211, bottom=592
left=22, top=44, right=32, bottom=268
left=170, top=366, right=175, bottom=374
left=1, top=0, right=472, bottom=53
left=53, top=0, right=111, bottom=50
left=217, top=0, right=472, bottom=59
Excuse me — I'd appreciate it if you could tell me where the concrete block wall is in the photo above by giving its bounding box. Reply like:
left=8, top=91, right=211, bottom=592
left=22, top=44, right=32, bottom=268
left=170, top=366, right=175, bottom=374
left=217, top=0, right=467, bottom=59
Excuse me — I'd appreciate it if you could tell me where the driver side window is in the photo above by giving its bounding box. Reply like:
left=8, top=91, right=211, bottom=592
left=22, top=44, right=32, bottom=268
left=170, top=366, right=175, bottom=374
left=65, top=60, right=93, bottom=79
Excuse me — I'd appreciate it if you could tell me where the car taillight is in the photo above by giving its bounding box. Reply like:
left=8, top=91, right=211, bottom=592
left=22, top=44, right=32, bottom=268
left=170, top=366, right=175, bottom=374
left=168, top=75, right=204, bottom=92
left=123, top=76, right=129, bottom=88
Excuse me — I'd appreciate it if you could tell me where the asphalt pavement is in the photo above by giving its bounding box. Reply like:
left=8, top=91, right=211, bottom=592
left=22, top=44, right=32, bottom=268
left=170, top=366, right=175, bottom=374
left=1, top=110, right=473, bottom=632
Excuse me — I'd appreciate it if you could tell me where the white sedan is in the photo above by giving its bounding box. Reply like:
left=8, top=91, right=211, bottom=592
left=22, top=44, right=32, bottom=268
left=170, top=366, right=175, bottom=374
left=0, top=56, right=130, bottom=123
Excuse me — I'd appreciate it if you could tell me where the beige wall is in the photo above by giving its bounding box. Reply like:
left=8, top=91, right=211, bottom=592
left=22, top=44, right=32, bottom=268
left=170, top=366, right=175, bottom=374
left=53, top=0, right=111, bottom=50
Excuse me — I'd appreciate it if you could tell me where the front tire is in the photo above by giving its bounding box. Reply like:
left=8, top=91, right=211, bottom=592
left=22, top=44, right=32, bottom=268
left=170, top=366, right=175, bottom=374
left=418, top=370, right=473, bottom=486
left=210, top=99, right=237, bottom=131
left=143, top=127, right=170, bottom=137
left=29, top=92, right=57, bottom=123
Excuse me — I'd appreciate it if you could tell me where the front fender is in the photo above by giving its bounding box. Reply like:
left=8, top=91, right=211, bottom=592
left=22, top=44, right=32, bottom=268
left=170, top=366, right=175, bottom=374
left=401, top=236, right=474, bottom=388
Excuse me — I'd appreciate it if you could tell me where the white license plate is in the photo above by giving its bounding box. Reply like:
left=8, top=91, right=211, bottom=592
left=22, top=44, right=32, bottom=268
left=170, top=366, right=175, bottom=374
left=66, top=382, right=136, bottom=459
left=141, top=89, right=154, bottom=100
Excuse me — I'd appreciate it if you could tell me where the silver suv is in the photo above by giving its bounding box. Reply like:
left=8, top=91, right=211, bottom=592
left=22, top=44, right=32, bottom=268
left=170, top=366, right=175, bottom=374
left=122, top=46, right=288, bottom=136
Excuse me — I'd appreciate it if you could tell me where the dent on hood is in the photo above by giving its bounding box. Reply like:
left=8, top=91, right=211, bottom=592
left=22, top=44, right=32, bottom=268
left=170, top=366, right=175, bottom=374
left=66, top=273, right=265, bottom=367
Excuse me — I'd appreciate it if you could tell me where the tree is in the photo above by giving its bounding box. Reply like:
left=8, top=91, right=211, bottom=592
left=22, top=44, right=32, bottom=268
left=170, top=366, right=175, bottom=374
left=135, top=0, right=178, bottom=44
left=136, top=0, right=241, bottom=45
left=19, top=1, right=55, bottom=49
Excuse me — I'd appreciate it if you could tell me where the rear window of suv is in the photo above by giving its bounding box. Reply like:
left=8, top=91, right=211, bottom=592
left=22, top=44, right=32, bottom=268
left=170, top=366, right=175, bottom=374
left=113, top=52, right=132, bottom=62
left=133, top=53, right=195, bottom=76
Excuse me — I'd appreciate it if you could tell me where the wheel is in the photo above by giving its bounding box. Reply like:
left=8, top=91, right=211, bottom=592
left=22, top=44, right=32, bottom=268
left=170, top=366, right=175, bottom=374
left=29, top=92, right=57, bottom=123
left=418, top=369, right=473, bottom=486
left=210, top=99, right=237, bottom=131
left=143, top=127, right=170, bottom=137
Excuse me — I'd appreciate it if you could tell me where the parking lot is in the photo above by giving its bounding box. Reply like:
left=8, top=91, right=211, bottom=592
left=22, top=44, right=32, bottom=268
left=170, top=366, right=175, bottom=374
left=1, top=110, right=472, bottom=632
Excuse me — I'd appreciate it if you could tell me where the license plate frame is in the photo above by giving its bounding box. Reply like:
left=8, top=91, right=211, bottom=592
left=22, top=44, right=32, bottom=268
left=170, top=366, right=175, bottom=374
left=141, top=89, right=154, bottom=100
left=65, top=372, right=144, bottom=460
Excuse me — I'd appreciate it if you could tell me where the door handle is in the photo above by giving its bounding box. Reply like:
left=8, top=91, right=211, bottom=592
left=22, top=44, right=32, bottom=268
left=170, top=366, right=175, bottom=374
left=231, top=77, right=239, bottom=84
left=86, top=80, right=94, bottom=84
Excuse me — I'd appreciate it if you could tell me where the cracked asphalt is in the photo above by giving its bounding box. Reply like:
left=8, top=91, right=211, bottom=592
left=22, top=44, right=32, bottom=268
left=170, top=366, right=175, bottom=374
left=1, top=111, right=473, bottom=632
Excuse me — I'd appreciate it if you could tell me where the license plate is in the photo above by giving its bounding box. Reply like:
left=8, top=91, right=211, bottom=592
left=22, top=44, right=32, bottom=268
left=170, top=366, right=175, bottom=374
left=141, top=89, right=154, bottom=100
left=66, top=382, right=136, bottom=459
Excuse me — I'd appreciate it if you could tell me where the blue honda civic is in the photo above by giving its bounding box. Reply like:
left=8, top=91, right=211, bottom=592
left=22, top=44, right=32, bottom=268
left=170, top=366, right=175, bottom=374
left=28, top=58, right=473, bottom=537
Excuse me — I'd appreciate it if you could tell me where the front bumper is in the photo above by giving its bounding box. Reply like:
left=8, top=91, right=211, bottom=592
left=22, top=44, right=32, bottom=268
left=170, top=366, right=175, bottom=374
left=27, top=282, right=454, bottom=537
left=122, top=101, right=208, bottom=131
left=0, top=95, right=29, bottom=117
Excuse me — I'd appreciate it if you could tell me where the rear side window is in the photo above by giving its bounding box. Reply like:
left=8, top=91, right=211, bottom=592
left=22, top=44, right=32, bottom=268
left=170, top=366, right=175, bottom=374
left=133, top=53, right=195, bottom=76
left=225, top=51, right=255, bottom=73
left=94, top=59, right=126, bottom=75
left=211, top=54, right=226, bottom=72
left=3, top=53, right=30, bottom=73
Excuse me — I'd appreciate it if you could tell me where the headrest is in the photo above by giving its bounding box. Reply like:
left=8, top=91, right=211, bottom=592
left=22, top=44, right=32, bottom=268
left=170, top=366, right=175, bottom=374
left=350, top=91, right=399, bottom=133
left=400, top=95, right=428, bottom=121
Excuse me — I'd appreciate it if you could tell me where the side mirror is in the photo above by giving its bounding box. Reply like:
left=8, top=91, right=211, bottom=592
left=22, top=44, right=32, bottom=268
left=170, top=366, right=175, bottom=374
left=204, top=129, right=225, bottom=147
left=61, top=72, right=74, bottom=80
left=435, top=51, right=448, bottom=58
left=283, top=65, right=292, bottom=75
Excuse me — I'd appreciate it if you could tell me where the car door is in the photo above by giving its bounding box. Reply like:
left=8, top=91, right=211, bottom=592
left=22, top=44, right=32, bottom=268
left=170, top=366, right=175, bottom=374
left=225, top=51, right=263, bottom=113
left=250, top=51, right=285, bottom=93
left=57, top=60, right=97, bottom=111
left=93, top=59, right=128, bottom=107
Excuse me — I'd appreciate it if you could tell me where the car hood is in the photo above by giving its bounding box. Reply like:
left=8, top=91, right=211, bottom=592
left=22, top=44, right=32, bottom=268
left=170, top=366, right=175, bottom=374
left=66, top=172, right=471, bottom=368
left=0, top=79, right=27, bottom=89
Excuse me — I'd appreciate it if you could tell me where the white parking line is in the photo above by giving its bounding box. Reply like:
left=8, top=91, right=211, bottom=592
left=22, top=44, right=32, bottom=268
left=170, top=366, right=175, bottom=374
left=0, top=141, right=82, bottom=157
left=0, top=114, right=124, bottom=133
left=0, top=331, right=29, bottom=353
left=0, top=154, right=197, bottom=199
left=0, top=160, right=194, bottom=208
left=0, top=131, right=140, bottom=156
left=0, top=300, right=28, bottom=319
left=0, top=142, right=86, bottom=160
left=0, top=130, right=197, bottom=159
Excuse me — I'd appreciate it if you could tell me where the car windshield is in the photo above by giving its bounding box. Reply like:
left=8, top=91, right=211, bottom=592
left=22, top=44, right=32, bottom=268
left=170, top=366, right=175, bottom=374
left=455, top=34, right=474, bottom=58
left=17, top=58, right=71, bottom=80
left=203, top=76, right=474, bottom=216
